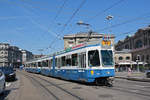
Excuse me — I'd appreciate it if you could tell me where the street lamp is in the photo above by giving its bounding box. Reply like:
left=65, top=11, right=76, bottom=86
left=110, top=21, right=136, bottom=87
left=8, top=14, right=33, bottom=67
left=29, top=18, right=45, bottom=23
left=136, top=55, right=141, bottom=72
left=76, top=21, right=92, bottom=42
left=106, top=15, right=113, bottom=34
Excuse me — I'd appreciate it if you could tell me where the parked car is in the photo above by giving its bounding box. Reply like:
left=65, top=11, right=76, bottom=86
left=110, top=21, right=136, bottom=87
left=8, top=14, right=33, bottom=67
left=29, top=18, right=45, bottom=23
left=146, top=70, right=150, bottom=78
left=0, top=70, right=5, bottom=94
left=0, top=67, right=16, bottom=81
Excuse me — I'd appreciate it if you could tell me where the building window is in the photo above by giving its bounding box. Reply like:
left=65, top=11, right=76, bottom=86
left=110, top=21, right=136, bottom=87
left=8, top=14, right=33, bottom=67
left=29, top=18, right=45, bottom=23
left=135, top=40, right=143, bottom=49
left=142, top=55, right=144, bottom=61
left=125, top=44, right=129, bottom=49
left=146, top=55, right=149, bottom=61
left=119, top=56, right=123, bottom=60
left=126, top=56, right=130, bottom=60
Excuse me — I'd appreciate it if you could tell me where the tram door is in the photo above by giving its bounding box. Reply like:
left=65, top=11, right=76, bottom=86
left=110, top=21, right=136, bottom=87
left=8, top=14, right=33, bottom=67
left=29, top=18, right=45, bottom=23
left=78, top=53, right=86, bottom=80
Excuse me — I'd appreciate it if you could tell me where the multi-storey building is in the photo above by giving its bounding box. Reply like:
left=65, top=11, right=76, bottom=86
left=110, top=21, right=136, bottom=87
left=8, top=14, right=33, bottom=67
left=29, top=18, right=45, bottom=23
left=115, top=25, right=150, bottom=67
left=21, top=50, right=33, bottom=64
left=0, top=43, right=10, bottom=67
left=115, top=49, right=133, bottom=71
left=63, top=32, right=115, bottom=49
left=9, top=46, right=22, bottom=68
left=0, top=43, right=22, bottom=68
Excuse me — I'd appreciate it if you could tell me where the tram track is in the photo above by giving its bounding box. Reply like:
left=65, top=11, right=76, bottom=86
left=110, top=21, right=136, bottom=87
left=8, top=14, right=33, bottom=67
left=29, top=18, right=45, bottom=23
left=101, top=85, right=150, bottom=97
left=31, top=74, right=83, bottom=100
left=21, top=72, right=59, bottom=100
left=19, top=71, right=83, bottom=100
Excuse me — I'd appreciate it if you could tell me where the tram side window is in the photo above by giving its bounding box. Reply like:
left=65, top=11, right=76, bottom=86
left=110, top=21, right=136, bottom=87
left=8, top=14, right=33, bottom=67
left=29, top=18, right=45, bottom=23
left=31, top=63, right=33, bottom=67
left=42, top=61, right=46, bottom=67
left=38, top=62, right=42, bottom=67
left=72, top=54, right=78, bottom=66
left=43, top=60, right=48, bottom=67
left=61, top=56, right=66, bottom=66
left=66, top=55, right=71, bottom=66
left=36, top=62, right=38, bottom=67
left=88, top=50, right=100, bottom=67
left=33, top=63, right=36, bottom=67
left=55, top=58, right=57, bottom=67
left=48, top=60, right=51, bottom=68
left=57, top=58, right=61, bottom=68
left=51, top=59, right=53, bottom=67
left=78, top=53, right=86, bottom=68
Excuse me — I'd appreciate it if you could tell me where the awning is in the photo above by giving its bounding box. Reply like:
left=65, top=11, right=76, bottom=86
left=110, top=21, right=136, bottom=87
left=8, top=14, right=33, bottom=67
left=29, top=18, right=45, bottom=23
left=116, top=61, right=147, bottom=65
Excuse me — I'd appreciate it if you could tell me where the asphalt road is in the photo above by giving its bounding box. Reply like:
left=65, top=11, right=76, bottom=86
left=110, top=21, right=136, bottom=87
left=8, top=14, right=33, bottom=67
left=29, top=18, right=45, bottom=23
left=1, top=70, right=150, bottom=100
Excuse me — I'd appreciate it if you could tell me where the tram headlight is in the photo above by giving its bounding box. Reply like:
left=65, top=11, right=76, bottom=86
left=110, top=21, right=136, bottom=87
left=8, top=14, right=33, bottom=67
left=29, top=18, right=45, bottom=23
left=107, top=71, right=110, bottom=74
left=91, top=70, right=94, bottom=75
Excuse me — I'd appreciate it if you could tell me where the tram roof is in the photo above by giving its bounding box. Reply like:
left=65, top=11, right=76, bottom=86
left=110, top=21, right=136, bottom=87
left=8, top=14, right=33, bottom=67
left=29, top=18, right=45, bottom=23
left=25, top=40, right=112, bottom=63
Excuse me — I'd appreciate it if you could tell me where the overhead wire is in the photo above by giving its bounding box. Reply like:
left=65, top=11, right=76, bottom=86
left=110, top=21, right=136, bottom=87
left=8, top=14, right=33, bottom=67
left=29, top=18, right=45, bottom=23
left=95, top=13, right=150, bottom=32
left=6, top=0, right=59, bottom=53
left=86, top=0, right=125, bottom=22
left=48, top=0, right=87, bottom=50
left=115, top=22, right=150, bottom=40
left=66, top=0, right=124, bottom=37
left=20, top=0, right=69, bottom=52
left=53, top=0, right=68, bottom=21
left=20, top=1, right=62, bottom=40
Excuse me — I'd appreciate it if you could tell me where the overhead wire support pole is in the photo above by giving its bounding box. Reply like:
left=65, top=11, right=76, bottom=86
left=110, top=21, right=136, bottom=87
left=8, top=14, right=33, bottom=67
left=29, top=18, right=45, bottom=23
left=106, top=15, right=113, bottom=35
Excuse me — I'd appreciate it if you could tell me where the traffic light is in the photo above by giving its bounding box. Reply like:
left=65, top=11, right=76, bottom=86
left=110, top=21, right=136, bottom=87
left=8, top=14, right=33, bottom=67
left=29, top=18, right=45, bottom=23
left=136, top=55, right=141, bottom=61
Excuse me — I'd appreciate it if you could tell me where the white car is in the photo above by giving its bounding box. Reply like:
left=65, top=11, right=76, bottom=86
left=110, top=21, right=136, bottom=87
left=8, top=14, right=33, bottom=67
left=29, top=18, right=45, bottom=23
left=0, top=70, right=5, bottom=94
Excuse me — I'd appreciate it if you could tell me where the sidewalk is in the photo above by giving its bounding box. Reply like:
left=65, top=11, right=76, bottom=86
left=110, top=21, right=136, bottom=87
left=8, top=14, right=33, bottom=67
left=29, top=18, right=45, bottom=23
left=115, top=72, right=150, bottom=82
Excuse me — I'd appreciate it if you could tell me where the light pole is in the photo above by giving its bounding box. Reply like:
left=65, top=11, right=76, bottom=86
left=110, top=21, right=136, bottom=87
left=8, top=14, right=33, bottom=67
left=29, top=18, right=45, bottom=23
left=106, top=15, right=113, bottom=34
left=136, top=55, right=141, bottom=72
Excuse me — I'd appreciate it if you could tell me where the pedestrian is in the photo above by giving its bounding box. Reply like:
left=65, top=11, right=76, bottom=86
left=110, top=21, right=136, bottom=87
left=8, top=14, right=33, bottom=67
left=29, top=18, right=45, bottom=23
left=128, top=67, right=132, bottom=77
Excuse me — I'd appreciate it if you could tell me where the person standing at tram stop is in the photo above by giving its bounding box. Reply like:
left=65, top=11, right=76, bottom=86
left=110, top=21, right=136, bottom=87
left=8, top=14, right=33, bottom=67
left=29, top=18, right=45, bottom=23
left=128, top=67, right=132, bottom=77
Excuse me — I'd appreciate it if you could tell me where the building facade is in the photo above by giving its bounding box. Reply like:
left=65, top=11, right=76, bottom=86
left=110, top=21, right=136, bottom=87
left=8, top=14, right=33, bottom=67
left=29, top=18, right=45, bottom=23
left=115, top=25, right=150, bottom=67
left=115, top=50, right=133, bottom=71
left=0, top=43, right=22, bottom=68
left=21, top=50, right=33, bottom=65
left=63, top=32, right=115, bottom=49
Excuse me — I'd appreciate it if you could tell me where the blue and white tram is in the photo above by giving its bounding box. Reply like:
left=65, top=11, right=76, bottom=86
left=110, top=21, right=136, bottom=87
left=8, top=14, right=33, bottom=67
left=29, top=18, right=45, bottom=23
left=25, top=39, right=115, bottom=85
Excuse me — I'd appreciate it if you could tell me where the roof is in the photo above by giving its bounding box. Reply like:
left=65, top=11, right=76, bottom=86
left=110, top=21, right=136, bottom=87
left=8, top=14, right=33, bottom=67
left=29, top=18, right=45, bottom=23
left=115, top=49, right=131, bottom=54
left=117, top=61, right=147, bottom=65
left=63, top=32, right=115, bottom=39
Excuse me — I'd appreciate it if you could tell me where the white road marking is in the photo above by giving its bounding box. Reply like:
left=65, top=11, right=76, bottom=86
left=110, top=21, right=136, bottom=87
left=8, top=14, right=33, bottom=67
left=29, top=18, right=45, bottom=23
left=135, top=85, right=150, bottom=88
left=6, top=82, right=11, bottom=87
left=130, top=90, right=139, bottom=92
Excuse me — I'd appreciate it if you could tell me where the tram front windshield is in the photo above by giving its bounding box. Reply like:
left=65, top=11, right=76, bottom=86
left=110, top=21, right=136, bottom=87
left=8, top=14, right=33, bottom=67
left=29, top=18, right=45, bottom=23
left=101, top=50, right=113, bottom=66
left=88, top=50, right=100, bottom=67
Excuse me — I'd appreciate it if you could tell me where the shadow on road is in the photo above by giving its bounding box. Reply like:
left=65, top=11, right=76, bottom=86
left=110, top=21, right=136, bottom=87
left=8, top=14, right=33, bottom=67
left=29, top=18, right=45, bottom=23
left=6, top=78, right=18, bottom=83
left=0, top=90, right=11, bottom=100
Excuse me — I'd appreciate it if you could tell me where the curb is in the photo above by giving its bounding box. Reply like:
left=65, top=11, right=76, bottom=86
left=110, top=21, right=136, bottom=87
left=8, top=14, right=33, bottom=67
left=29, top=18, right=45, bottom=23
left=115, top=76, right=150, bottom=82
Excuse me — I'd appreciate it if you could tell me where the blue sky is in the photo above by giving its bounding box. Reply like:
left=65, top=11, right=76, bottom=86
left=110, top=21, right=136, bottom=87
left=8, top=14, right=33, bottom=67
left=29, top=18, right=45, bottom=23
left=0, top=0, right=150, bottom=54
